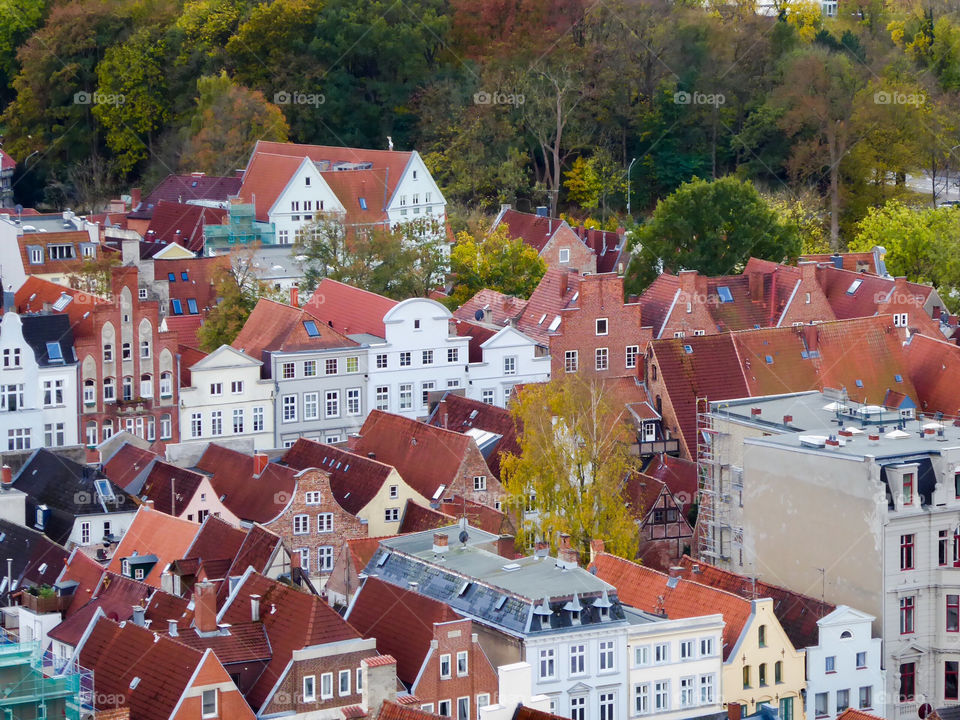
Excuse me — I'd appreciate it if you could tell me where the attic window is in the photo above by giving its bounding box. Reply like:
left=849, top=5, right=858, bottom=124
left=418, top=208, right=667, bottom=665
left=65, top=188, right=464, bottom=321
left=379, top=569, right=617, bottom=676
left=181, top=271, right=189, bottom=281
left=95, top=479, right=115, bottom=501
left=359, top=197, right=368, bottom=210
left=46, top=342, right=63, bottom=362
left=304, top=320, right=320, bottom=337
left=765, top=355, right=773, bottom=364
left=171, top=299, right=183, bottom=315
left=168, top=273, right=176, bottom=282
left=52, top=293, right=72, bottom=311
left=847, top=279, right=863, bottom=295
left=895, top=374, right=903, bottom=383
left=376, top=552, right=389, bottom=567
left=538, top=314, right=546, bottom=325
left=855, top=379, right=864, bottom=388
left=187, top=299, right=199, bottom=314
left=458, top=581, right=472, bottom=596
left=683, top=345, right=693, bottom=354
left=548, top=316, right=561, bottom=332
left=495, top=595, right=508, bottom=608
left=305, top=177, right=311, bottom=186
left=717, top=286, right=733, bottom=303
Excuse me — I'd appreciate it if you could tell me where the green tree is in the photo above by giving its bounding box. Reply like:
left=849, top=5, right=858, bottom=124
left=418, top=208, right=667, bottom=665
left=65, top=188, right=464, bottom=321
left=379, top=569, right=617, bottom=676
left=447, top=224, right=546, bottom=308
left=68, top=252, right=120, bottom=297
left=198, top=247, right=273, bottom=351
left=180, top=71, right=289, bottom=175
left=0, top=0, right=46, bottom=105
left=501, top=375, right=640, bottom=560
left=626, top=176, right=801, bottom=291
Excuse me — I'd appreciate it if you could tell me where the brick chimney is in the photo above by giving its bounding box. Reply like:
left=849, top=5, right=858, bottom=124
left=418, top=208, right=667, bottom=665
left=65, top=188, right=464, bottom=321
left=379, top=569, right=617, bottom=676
left=193, top=581, right=217, bottom=633
left=438, top=399, right=449, bottom=429
left=802, top=324, right=819, bottom=353
left=253, top=453, right=268, bottom=475
left=799, top=261, right=818, bottom=282
left=678, top=269, right=706, bottom=301
left=557, top=548, right=579, bottom=570
left=1, top=465, right=11, bottom=487
left=558, top=533, right=572, bottom=551
left=559, top=270, right=569, bottom=298
left=290, top=286, right=299, bottom=307
left=432, top=533, right=449, bottom=555
left=131, top=188, right=141, bottom=210
left=250, top=594, right=261, bottom=622
left=534, top=541, right=550, bottom=558
left=496, top=534, right=515, bottom=559
left=748, top=271, right=764, bottom=303
left=361, top=655, right=398, bottom=716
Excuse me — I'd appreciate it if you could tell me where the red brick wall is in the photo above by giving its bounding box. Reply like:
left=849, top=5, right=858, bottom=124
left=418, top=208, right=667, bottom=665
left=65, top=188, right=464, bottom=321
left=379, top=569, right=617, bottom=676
left=264, top=468, right=368, bottom=579
left=549, top=274, right=650, bottom=379
left=540, top=225, right=596, bottom=275
left=76, top=266, right=180, bottom=453
left=779, top=264, right=836, bottom=326
left=261, top=648, right=375, bottom=715
left=412, top=619, right=499, bottom=714
left=444, top=445, right=503, bottom=507
left=659, top=271, right=716, bottom=339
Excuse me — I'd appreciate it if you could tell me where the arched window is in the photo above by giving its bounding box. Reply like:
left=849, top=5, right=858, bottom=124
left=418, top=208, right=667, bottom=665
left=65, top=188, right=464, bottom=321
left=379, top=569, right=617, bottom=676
left=85, top=421, right=98, bottom=447
left=83, top=379, right=96, bottom=405
left=160, top=372, right=173, bottom=398
left=140, top=374, right=153, bottom=399
left=102, top=420, right=114, bottom=440
left=122, top=376, right=133, bottom=401
left=840, top=630, right=853, bottom=639
left=103, top=378, right=116, bottom=402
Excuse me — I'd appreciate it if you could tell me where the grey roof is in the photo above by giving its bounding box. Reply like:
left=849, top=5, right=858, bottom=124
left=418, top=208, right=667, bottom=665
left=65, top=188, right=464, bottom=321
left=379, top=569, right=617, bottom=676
left=20, top=313, right=76, bottom=367
left=710, top=390, right=906, bottom=433
left=365, top=524, right=627, bottom=637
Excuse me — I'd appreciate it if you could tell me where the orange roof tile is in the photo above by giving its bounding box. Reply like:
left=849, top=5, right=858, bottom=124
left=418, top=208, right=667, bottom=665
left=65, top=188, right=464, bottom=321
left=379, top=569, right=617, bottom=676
left=231, top=297, right=358, bottom=361
left=378, top=701, right=443, bottom=720
left=107, top=506, right=200, bottom=588
left=103, top=443, right=158, bottom=493
left=236, top=152, right=308, bottom=222
left=514, top=267, right=583, bottom=344
left=304, top=278, right=398, bottom=338
left=15, top=276, right=108, bottom=335
left=195, top=444, right=296, bottom=523
left=904, top=333, right=960, bottom=417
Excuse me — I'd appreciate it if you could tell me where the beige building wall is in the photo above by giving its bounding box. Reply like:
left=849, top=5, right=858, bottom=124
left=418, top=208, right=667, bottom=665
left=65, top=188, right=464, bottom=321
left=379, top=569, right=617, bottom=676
left=357, top=468, right=431, bottom=537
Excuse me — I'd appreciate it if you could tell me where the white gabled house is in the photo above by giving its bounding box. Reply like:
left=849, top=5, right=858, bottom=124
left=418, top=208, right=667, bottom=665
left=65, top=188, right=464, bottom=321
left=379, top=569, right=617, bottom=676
left=465, top=325, right=551, bottom=407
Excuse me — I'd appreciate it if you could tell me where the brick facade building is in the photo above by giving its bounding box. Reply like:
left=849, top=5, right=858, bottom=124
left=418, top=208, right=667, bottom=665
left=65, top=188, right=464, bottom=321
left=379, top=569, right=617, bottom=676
left=75, top=266, right=180, bottom=452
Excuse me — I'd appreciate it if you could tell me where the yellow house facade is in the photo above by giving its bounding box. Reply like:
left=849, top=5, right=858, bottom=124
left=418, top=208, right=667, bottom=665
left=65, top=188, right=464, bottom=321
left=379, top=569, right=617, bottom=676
left=354, top=465, right=431, bottom=537
left=723, top=598, right=806, bottom=720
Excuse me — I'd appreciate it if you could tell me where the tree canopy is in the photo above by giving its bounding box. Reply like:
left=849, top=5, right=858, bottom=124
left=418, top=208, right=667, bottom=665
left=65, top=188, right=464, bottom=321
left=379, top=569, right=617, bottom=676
left=446, top=224, right=546, bottom=308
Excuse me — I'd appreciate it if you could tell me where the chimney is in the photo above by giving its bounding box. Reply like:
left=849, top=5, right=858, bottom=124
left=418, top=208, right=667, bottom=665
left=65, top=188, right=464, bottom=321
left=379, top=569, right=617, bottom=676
left=291, top=551, right=301, bottom=571
left=557, top=548, right=579, bottom=570
left=132, top=605, right=146, bottom=626
left=432, top=533, right=449, bottom=555
left=783, top=415, right=793, bottom=425
left=167, top=619, right=178, bottom=636
left=825, top=436, right=840, bottom=448
left=144, top=499, right=155, bottom=510
left=360, top=655, right=398, bottom=715
left=868, top=434, right=880, bottom=445
left=290, top=286, right=299, bottom=307
left=131, top=188, right=141, bottom=210
left=496, top=534, right=515, bottom=559
left=439, top=400, right=449, bottom=429
left=799, top=261, right=818, bottom=281
left=934, top=306, right=942, bottom=320
left=728, top=704, right=743, bottom=720
left=750, top=407, right=762, bottom=416
left=589, top=539, right=605, bottom=564
left=802, top=324, right=819, bottom=353
left=831, top=253, right=843, bottom=269
left=193, top=581, right=217, bottom=633
left=535, top=541, right=550, bottom=558
left=558, top=533, right=572, bottom=551
left=1, top=465, right=11, bottom=487
left=559, top=270, right=569, bottom=298
left=499, top=203, right=511, bottom=214
left=253, top=453, right=268, bottom=475
left=748, top=271, right=763, bottom=303
left=250, top=594, right=261, bottom=622
left=668, top=566, right=685, bottom=579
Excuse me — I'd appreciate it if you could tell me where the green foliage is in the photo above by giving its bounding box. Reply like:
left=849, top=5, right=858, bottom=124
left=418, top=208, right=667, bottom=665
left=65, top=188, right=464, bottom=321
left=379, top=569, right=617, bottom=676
left=626, top=176, right=801, bottom=291
left=198, top=247, right=273, bottom=351
left=501, top=375, right=640, bottom=560
left=447, top=224, right=546, bottom=308
left=0, top=0, right=46, bottom=103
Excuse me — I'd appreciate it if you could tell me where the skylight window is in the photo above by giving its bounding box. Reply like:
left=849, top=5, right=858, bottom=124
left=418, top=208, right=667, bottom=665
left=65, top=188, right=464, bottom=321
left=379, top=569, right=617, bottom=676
left=168, top=273, right=176, bottom=282
left=895, top=374, right=903, bottom=383
left=52, top=293, right=72, bottom=311
left=95, top=479, right=115, bottom=501
left=548, top=316, right=561, bottom=332
left=847, top=279, right=863, bottom=295
left=683, top=345, right=693, bottom=354
left=855, top=379, right=864, bottom=388
left=359, top=197, right=368, bottom=210
left=765, top=355, right=773, bottom=364
left=304, top=320, right=320, bottom=337
left=187, top=299, right=199, bottom=315
left=46, top=342, right=63, bottom=362
left=171, top=299, right=183, bottom=315
left=717, top=286, right=733, bottom=303
left=538, top=313, right=546, bottom=325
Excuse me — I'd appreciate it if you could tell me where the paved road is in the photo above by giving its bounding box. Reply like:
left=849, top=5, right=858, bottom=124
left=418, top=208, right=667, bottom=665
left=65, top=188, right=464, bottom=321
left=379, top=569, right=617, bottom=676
left=905, top=173, right=960, bottom=205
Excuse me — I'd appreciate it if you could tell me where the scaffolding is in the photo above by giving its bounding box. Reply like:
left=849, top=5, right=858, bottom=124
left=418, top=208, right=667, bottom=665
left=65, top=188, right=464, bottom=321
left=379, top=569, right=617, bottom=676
left=697, top=397, right=731, bottom=562
left=0, top=633, right=92, bottom=720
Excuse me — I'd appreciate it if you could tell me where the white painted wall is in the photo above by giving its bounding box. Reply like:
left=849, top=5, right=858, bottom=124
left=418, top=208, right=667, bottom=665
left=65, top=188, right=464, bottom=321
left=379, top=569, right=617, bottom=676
left=468, top=326, right=550, bottom=408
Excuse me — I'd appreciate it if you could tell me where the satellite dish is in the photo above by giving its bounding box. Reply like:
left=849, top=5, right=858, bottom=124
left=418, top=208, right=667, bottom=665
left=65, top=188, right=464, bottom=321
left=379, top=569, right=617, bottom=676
left=458, top=530, right=469, bottom=545
left=474, top=309, right=484, bottom=321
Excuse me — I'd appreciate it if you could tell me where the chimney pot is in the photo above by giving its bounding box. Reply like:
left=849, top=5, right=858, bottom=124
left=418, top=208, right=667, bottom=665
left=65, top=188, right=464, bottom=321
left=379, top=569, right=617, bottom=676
left=144, top=499, right=154, bottom=510
left=1, top=466, right=11, bottom=486
left=193, top=581, right=217, bottom=633
left=750, top=407, right=762, bottom=416
left=558, top=533, right=572, bottom=551
left=168, top=619, right=178, bottom=636
left=783, top=415, right=793, bottom=424
left=132, top=605, right=145, bottom=626
left=290, top=286, right=299, bottom=307
left=250, top=594, right=261, bottom=622
left=433, top=533, right=449, bottom=555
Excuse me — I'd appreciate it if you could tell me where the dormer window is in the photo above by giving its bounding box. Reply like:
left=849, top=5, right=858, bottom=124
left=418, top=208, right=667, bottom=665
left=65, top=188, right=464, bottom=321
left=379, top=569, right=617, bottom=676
left=903, top=473, right=914, bottom=505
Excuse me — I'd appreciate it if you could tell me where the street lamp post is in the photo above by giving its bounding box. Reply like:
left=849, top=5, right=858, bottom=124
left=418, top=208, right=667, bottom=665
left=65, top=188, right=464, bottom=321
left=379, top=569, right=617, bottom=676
left=626, top=157, right=637, bottom=218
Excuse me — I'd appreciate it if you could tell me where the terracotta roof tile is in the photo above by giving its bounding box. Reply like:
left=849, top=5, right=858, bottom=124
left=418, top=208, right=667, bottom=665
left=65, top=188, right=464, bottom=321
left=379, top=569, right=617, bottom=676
left=640, top=454, right=698, bottom=514
left=282, top=439, right=395, bottom=515
left=236, top=153, right=308, bottom=222
left=102, top=443, right=158, bottom=493
left=16, top=230, right=95, bottom=276
left=305, top=278, right=398, bottom=338
left=398, top=500, right=453, bottom=534
left=638, top=274, right=681, bottom=336
left=378, top=700, right=443, bottom=720
left=513, top=707, right=571, bottom=720
left=677, top=556, right=834, bottom=650
left=165, top=621, right=272, bottom=663
left=220, top=571, right=361, bottom=710
left=231, top=297, right=358, bottom=361
left=322, top=169, right=391, bottom=226
left=0, top=148, right=14, bottom=172
left=345, top=536, right=397, bottom=574
left=494, top=209, right=566, bottom=253
left=144, top=200, right=226, bottom=252
left=107, top=507, right=200, bottom=588
left=219, top=526, right=284, bottom=603
left=591, top=553, right=751, bottom=659
left=453, top=319, right=497, bottom=363
left=836, top=710, right=884, bottom=720
left=132, top=173, right=241, bottom=219
left=139, top=461, right=206, bottom=517
left=904, top=333, right=960, bottom=417
left=185, top=515, right=247, bottom=564
left=347, top=577, right=459, bottom=687
left=800, top=252, right=879, bottom=274
left=578, top=226, right=626, bottom=274
left=354, top=411, right=479, bottom=501
left=453, top=289, right=527, bottom=328
left=426, top=393, right=521, bottom=481
left=15, top=276, right=108, bottom=334
left=196, top=444, right=296, bottom=523
left=514, top=268, right=582, bottom=345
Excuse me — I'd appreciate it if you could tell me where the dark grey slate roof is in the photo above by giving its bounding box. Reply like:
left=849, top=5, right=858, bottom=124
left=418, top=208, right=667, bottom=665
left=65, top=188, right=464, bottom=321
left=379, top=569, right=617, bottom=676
left=0, top=516, right=68, bottom=594
left=20, top=313, right=76, bottom=367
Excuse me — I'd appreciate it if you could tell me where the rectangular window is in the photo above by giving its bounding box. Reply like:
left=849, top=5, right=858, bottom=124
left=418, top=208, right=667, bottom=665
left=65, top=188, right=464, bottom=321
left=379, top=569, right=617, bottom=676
left=654, top=681, right=669, bottom=711
left=759, top=663, right=768, bottom=686
left=304, top=392, right=319, bottom=420
left=595, top=347, right=609, bottom=371
left=400, top=352, right=411, bottom=367
left=321, top=673, right=333, bottom=700
left=680, top=676, right=695, bottom=707
left=339, top=669, right=351, bottom=696
left=303, top=675, right=316, bottom=702
left=654, top=643, right=669, bottom=664
left=596, top=318, right=609, bottom=335
left=191, top=413, right=202, bottom=438
left=282, top=362, right=295, bottom=379
left=384, top=507, right=399, bottom=522
left=503, top=356, right=516, bottom=375
left=210, top=410, right=222, bottom=435
left=901, top=662, right=916, bottom=702
left=201, top=689, right=217, bottom=718
left=815, top=693, right=828, bottom=717
left=825, top=656, right=835, bottom=673
left=447, top=348, right=459, bottom=363
left=564, top=350, right=578, bottom=373
left=837, top=689, right=850, bottom=713
left=253, top=406, right=264, bottom=432
left=44, top=423, right=65, bottom=447
left=376, top=354, right=388, bottom=369
left=599, top=693, right=615, bottom=720
left=282, top=395, right=297, bottom=422
left=948, top=662, right=960, bottom=701
left=346, top=388, right=361, bottom=415
left=456, top=650, right=468, bottom=676
left=901, top=534, right=915, bottom=570
left=700, top=637, right=714, bottom=656
left=440, top=654, right=452, bottom=679
left=900, top=596, right=915, bottom=634
left=949, top=595, right=960, bottom=632
left=421, top=381, right=435, bottom=407
left=558, top=248, right=570, bottom=263
left=856, top=651, right=867, bottom=669
left=569, top=644, right=585, bottom=675
left=317, top=513, right=333, bottom=532
left=422, top=350, right=434, bottom=365
left=481, top=389, right=494, bottom=405
left=303, top=360, right=317, bottom=377
left=318, top=546, right=334, bottom=572
left=473, top=476, right=486, bottom=491
left=599, top=640, right=614, bottom=671
left=293, top=514, right=309, bottom=535
left=80, top=521, right=90, bottom=544
left=210, top=383, right=224, bottom=397
left=859, top=686, right=872, bottom=709
left=780, top=697, right=794, bottom=720
left=903, top=473, right=914, bottom=504
left=626, top=345, right=639, bottom=369
left=539, top=648, right=555, bottom=679
left=376, top=386, right=389, bottom=411
left=634, top=684, right=649, bottom=715
left=700, top=674, right=715, bottom=704
left=325, top=358, right=338, bottom=375
left=345, top=356, right=358, bottom=373
left=325, top=390, right=340, bottom=417
left=680, top=639, right=694, bottom=659
left=634, top=646, right=650, bottom=666
left=399, top=384, right=413, bottom=410
left=439, top=701, right=451, bottom=717
left=233, top=409, right=244, bottom=434
left=743, top=665, right=751, bottom=689
left=231, top=380, right=243, bottom=394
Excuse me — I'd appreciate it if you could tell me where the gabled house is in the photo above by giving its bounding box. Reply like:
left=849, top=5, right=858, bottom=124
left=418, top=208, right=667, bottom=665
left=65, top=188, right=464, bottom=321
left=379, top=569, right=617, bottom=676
left=125, top=171, right=242, bottom=227
left=142, top=200, right=227, bottom=254
left=138, top=460, right=242, bottom=526
left=0, top=210, right=102, bottom=290
left=354, top=410, right=503, bottom=507
left=15, top=276, right=108, bottom=330
left=491, top=208, right=597, bottom=274
left=346, top=576, right=500, bottom=715
left=903, top=333, right=960, bottom=416
left=592, top=552, right=807, bottom=720
left=624, top=474, right=693, bottom=571
left=13, top=448, right=136, bottom=549
left=282, top=437, right=431, bottom=537
left=105, top=504, right=200, bottom=587
left=76, top=614, right=256, bottom=719
left=232, top=297, right=366, bottom=447
left=799, top=247, right=888, bottom=275
left=101, top=441, right=159, bottom=493
left=325, top=536, right=395, bottom=610
left=178, top=345, right=276, bottom=450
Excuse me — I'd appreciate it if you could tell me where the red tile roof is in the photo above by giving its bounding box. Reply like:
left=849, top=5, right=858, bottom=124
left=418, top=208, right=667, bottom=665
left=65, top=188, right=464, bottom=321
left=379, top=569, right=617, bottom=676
left=344, top=536, right=397, bottom=574
left=354, top=411, right=481, bottom=501
left=398, top=500, right=452, bottom=534
left=816, top=266, right=896, bottom=320
left=132, top=173, right=241, bottom=219
left=623, top=474, right=667, bottom=522
left=438, top=495, right=514, bottom=536
left=378, top=701, right=443, bottom=720
left=185, top=515, right=248, bottom=565
left=102, top=443, right=158, bottom=493
left=637, top=274, right=681, bottom=336
left=453, top=319, right=497, bottom=363
left=144, top=587, right=194, bottom=627
left=231, top=297, right=358, bottom=360
left=347, top=577, right=460, bottom=687
left=220, top=571, right=361, bottom=710
left=178, top=344, right=208, bottom=387
left=58, top=550, right=108, bottom=617
left=903, top=333, right=960, bottom=417
left=15, top=276, right=109, bottom=333
left=0, top=148, right=14, bottom=172
left=139, top=461, right=206, bottom=517
left=640, top=454, right=698, bottom=513
left=494, top=209, right=568, bottom=252
left=165, top=621, right=272, bottom=663
left=236, top=152, right=307, bottom=222
left=513, top=707, right=571, bottom=720
left=305, top=278, right=398, bottom=338
left=219, top=525, right=284, bottom=603
left=453, top=289, right=528, bottom=328
left=800, top=252, right=879, bottom=274
left=78, top=616, right=216, bottom=720
left=144, top=200, right=226, bottom=252
left=49, top=571, right=152, bottom=645
left=163, top=315, right=204, bottom=347
left=322, top=168, right=391, bottom=226
left=282, top=439, right=396, bottom=515
left=16, top=230, right=97, bottom=276
left=578, top=226, right=626, bottom=274
left=426, top=393, right=521, bottom=480
left=514, top=268, right=582, bottom=344
left=107, top=506, right=200, bottom=587
left=836, top=710, right=884, bottom=720
left=157, top=256, right=226, bottom=312
left=591, top=553, right=751, bottom=659
left=676, top=556, right=833, bottom=650
left=196, top=444, right=297, bottom=523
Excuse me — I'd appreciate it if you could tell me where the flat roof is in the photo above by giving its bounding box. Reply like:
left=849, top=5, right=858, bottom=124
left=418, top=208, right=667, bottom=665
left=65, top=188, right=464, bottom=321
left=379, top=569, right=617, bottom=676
left=711, top=391, right=906, bottom=433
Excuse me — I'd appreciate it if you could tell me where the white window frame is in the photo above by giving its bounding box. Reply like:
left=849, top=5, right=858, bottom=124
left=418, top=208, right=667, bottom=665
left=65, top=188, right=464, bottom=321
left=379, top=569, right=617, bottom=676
left=440, top=653, right=452, bottom=679
left=201, top=689, right=218, bottom=718
left=320, top=672, right=333, bottom=700
left=303, top=675, right=316, bottom=702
